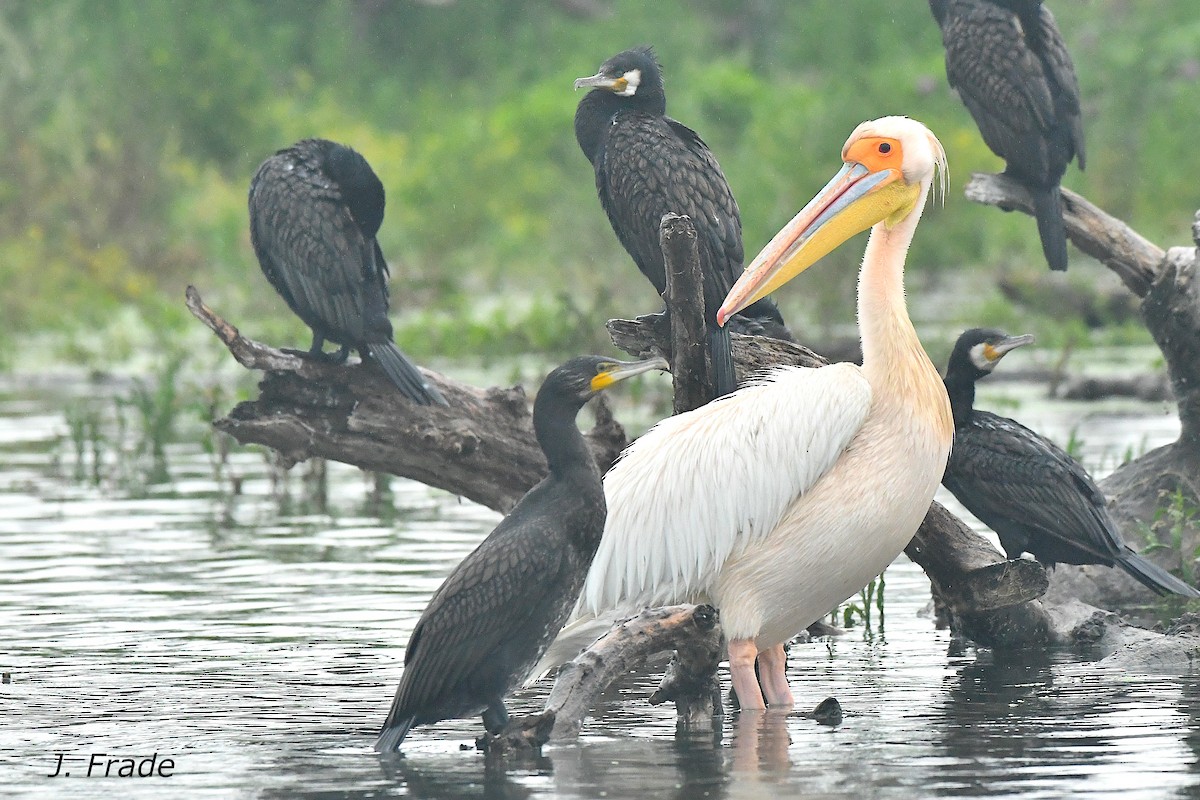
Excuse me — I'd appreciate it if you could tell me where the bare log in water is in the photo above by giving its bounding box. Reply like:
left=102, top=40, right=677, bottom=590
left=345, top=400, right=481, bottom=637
left=478, top=605, right=722, bottom=752
left=185, top=286, right=628, bottom=515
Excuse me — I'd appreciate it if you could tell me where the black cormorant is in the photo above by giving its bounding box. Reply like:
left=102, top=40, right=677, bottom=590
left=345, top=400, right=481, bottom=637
left=249, top=138, right=445, bottom=405
left=930, top=0, right=1086, bottom=271
left=942, top=328, right=1199, bottom=597
left=573, top=47, right=790, bottom=397
left=375, top=354, right=669, bottom=752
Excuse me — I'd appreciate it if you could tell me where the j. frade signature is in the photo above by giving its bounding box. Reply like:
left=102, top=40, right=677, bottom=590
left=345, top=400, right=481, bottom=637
left=47, top=752, right=175, bottom=778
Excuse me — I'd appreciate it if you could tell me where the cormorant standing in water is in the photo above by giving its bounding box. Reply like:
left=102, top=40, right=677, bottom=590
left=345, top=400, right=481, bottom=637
left=375, top=354, right=669, bottom=752
left=930, top=0, right=1086, bottom=271
left=573, top=47, right=791, bottom=397
left=942, top=328, right=1199, bottom=597
left=249, top=139, right=445, bottom=405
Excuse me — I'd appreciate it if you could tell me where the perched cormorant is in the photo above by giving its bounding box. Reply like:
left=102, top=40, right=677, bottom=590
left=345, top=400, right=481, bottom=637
left=942, top=328, right=1199, bottom=597
left=537, top=118, right=954, bottom=709
left=573, top=47, right=791, bottom=397
left=375, top=354, right=668, bottom=752
left=930, top=0, right=1086, bottom=271
left=249, top=138, right=445, bottom=405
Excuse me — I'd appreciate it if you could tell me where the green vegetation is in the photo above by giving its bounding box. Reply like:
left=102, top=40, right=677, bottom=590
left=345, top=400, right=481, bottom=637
left=2, top=0, right=1197, bottom=366
left=1142, top=489, right=1200, bottom=585
left=840, top=572, right=887, bottom=636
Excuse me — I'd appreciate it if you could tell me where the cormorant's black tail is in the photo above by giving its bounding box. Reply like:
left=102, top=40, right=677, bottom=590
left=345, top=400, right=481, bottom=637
left=368, top=342, right=448, bottom=406
left=1033, top=184, right=1069, bottom=271
left=1115, top=548, right=1200, bottom=598
left=709, top=325, right=737, bottom=398
left=375, top=714, right=416, bottom=753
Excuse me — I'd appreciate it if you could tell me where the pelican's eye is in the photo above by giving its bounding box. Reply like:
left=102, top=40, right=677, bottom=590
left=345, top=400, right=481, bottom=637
left=878, top=142, right=892, bottom=154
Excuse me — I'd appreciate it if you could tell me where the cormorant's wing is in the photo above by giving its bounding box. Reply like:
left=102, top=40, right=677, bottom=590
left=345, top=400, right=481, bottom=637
left=1035, top=4, right=1086, bottom=170
left=937, top=0, right=1057, bottom=179
left=597, top=111, right=743, bottom=317
left=384, top=497, right=575, bottom=719
left=944, top=411, right=1122, bottom=561
left=248, top=155, right=375, bottom=341
left=663, top=117, right=745, bottom=294
left=578, top=363, right=872, bottom=616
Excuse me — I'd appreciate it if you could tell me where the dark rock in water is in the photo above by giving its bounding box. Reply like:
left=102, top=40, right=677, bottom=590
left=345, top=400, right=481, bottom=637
left=1047, top=599, right=1200, bottom=669
left=804, top=620, right=845, bottom=639
left=1158, top=612, right=1200, bottom=637
left=811, top=697, right=843, bottom=726
left=1070, top=609, right=1121, bottom=646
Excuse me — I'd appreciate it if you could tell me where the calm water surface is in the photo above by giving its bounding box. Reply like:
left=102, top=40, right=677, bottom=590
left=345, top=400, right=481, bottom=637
left=2, top=367, right=1198, bottom=799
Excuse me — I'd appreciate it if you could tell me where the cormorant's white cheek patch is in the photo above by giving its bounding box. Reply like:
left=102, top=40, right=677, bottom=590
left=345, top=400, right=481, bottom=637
left=618, top=69, right=642, bottom=97
left=969, top=343, right=994, bottom=371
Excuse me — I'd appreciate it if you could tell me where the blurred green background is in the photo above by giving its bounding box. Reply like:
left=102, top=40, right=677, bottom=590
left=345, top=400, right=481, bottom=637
left=1, top=0, right=1197, bottom=372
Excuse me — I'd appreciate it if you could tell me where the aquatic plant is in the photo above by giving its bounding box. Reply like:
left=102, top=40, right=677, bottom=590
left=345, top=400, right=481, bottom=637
left=64, top=402, right=107, bottom=486
left=121, top=351, right=188, bottom=484
left=1142, top=488, right=1200, bottom=588
left=840, top=572, right=887, bottom=635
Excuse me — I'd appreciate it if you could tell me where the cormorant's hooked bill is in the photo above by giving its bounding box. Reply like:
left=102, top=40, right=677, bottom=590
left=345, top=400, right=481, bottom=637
left=248, top=138, right=446, bottom=405
left=573, top=46, right=791, bottom=399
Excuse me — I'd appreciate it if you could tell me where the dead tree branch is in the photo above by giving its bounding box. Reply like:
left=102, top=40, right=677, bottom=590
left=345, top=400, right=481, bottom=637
left=964, top=173, right=1162, bottom=296
left=661, top=213, right=713, bottom=413
left=185, top=285, right=628, bottom=514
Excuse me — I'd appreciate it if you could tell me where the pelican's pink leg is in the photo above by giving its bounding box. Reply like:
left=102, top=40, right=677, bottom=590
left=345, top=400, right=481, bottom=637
left=757, top=643, right=794, bottom=709
left=728, top=638, right=766, bottom=710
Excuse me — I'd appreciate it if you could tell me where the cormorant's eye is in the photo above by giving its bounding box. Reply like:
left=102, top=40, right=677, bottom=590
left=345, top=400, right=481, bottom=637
left=878, top=142, right=892, bottom=154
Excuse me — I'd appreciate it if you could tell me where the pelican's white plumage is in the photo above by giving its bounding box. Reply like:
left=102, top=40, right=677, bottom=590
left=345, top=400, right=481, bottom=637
left=536, top=117, right=954, bottom=710
left=582, top=363, right=870, bottom=613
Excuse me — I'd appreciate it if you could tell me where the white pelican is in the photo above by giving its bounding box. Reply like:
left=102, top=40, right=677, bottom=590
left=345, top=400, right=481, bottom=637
left=535, top=116, right=954, bottom=710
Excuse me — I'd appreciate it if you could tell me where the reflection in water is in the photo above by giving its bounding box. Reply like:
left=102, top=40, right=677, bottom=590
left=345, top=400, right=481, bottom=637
left=726, top=711, right=792, bottom=800
left=934, top=649, right=1196, bottom=798
left=2, top=375, right=1200, bottom=798
left=729, top=711, right=791, bottom=776
left=377, top=753, right=543, bottom=800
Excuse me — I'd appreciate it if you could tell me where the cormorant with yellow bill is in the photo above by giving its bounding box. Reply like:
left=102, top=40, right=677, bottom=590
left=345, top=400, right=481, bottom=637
left=942, top=328, right=1199, bottom=597
left=375, top=354, right=669, bottom=752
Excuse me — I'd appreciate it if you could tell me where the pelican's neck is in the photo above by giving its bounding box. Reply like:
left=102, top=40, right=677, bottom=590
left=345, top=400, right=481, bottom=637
left=856, top=182, right=953, bottom=438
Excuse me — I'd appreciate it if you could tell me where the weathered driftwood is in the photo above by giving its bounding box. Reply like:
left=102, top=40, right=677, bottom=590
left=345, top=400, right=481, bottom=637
left=965, top=177, right=1200, bottom=606
left=964, top=174, right=1163, bottom=296
left=660, top=212, right=713, bottom=414
left=185, top=286, right=627, bottom=515
left=1059, top=373, right=1170, bottom=403
left=479, top=604, right=721, bottom=751
left=1047, top=600, right=1200, bottom=669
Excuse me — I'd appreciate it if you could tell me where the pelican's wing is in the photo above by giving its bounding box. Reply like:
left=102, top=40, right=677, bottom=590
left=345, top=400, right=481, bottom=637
left=579, top=362, right=872, bottom=615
